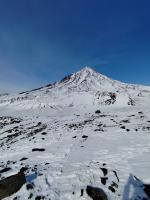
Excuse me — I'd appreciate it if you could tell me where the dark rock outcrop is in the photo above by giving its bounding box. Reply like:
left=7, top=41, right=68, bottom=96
left=95, top=110, right=101, bottom=114
left=144, top=184, right=150, bottom=198
left=0, top=167, right=27, bottom=199
left=0, top=167, right=11, bottom=174
left=32, top=148, right=45, bottom=152
left=86, top=185, right=108, bottom=200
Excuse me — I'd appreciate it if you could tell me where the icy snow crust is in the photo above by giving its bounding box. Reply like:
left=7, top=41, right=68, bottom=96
left=0, top=67, right=150, bottom=199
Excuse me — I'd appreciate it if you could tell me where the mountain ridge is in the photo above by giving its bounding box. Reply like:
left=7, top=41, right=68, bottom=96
left=17, top=66, right=150, bottom=95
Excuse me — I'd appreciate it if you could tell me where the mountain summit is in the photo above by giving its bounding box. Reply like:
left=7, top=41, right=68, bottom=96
left=52, top=66, right=120, bottom=93
left=46, top=66, right=150, bottom=95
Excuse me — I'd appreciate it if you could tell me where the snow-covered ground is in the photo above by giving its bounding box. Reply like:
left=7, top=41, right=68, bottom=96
left=0, top=67, right=150, bottom=199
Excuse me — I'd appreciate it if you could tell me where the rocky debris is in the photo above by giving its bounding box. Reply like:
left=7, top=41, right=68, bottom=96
left=25, top=123, right=47, bottom=138
left=60, top=74, right=72, bottom=83
left=86, top=185, right=108, bottom=200
left=101, top=177, right=108, bottom=185
left=0, top=116, right=22, bottom=128
left=128, top=97, right=135, bottom=106
left=45, top=163, right=50, bottom=165
left=100, top=168, right=108, bottom=176
left=111, top=181, right=118, bottom=189
left=41, top=132, right=47, bottom=135
left=28, top=193, right=33, bottom=199
left=142, top=126, right=150, bottom=132
left=26, top=183, right=34, bottom=190
left=120, top=119, right=130, bottom=123
left=108, top=186, right=116, bottom=193
left=94, top=128, right=104, bottom=132
left=80, top=188, right=84, bottom=197
left=0, top=131, right=22, bottom=147
left=95, top=110, right=101, bottom=114
left=82, top=135, right=88, bottom=139
left=20, top=157, right=28, bottom=161
left=138, top=111, right=143, bottom=114
left=99, top=115, right=110, bottom=118
left=95, top=91, right=116, bottom=105
left=94, top=123, right=105, bottom=131
left=32, top=148, right=45, bottom=152
left=120, top=126, right=126, bottom=129
left=66, top=119, right=94, bottom=130
left=97, top=123, right=104, bottom=127
left=0, top=122, right=47, bottom=147
left=105, top=93, right=116, bottom=105
left=6, top=160, right=16, bottom=165
left=0, top=113, right=150, bottom=200
left=128, top=114, right=136, bottom=117
left=100, top=167, right=109, bottom=186
left=0, top=167, right=27, bottom=199
left=85, top=163, right=120, bottom=196
left=113, top=171, right=119, bottom=182
left=35, top=195, right=45, bottom=200
left=0, top=167, right=11, bottom=174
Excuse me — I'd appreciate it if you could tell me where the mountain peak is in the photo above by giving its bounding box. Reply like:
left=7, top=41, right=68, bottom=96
left=79, top=66, right=96, bottom=74
left=56, top=66, right=115, bottom=92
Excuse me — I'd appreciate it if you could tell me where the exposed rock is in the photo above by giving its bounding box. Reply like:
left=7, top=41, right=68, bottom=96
left=20, top=157, right=28, bottom=161
left=108, top=186, right=116, bottom=193
left=86, top=185, right=108, bottom=200
left=128, top=97, right=135, bottom=106
left=28, top=192, right=33, bottom=199
left=41, top=132, right=47, bottom=135
left=35, top=195, right=45, bottom=200
left=94, top=128, right=104, bottom=132
left=32, top=148, right=45, bottom=152
left=80, top=188, right=84, bottom=196
left=120, top=119, right=130, bottom=123
left=0, top=167, right=11, bottom=174
left=100, top=168, right=108, bottom=176
left=82, top=135, right=88, bottom=139
left=0, top=167, right=27, bottom=199
left=72, top=136, right=77, bottom=138
left=113, top=171, right=119, bottom=182
left=144, top=184, right=150, bottom=198
left=26, top=183, right=34, bottom=190
left=120, top=126, right=126, bottom=129
left=95, top=110, right=101, bottom=114
left=101, top=177, right=108, bottom=185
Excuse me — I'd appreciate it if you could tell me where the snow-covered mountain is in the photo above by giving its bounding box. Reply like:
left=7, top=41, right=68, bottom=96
left=0, top=67, right=150, bottom=200
left=0, top=67, right=150, bottom=111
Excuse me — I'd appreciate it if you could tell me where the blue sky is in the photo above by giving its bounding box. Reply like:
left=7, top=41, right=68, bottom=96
left=0, top=0, right=150, bottom=92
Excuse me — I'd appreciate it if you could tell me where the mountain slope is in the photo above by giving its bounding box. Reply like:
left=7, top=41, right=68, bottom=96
left=0, top=67, right=150, bottom=111
left=0, top=67, right=150, bottom=200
